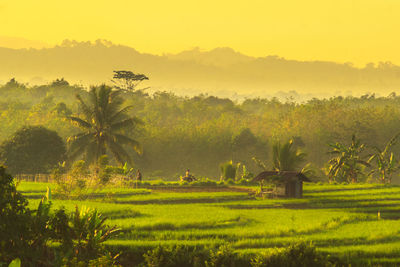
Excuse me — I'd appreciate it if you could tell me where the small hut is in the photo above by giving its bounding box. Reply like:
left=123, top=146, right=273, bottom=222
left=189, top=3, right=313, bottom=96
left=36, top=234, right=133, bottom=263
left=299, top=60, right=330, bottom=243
left=252, top=171, right=310, bottom=198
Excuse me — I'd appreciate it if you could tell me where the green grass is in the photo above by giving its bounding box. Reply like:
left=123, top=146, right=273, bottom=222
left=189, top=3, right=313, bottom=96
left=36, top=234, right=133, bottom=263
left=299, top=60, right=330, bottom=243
left=18, top=181, right=400, bottom=265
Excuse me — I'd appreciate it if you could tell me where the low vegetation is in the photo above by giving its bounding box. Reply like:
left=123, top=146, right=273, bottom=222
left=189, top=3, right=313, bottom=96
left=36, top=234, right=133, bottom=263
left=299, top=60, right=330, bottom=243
left=7, top=179, right=399, bottom=266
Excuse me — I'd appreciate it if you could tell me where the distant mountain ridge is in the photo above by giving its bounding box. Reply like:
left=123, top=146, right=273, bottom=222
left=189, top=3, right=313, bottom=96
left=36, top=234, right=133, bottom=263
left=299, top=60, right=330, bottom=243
left=0, top=36, right=50, bottom=50
left=1, top=40, right=400, bottom=99
left=165, top=47, right=254, bottom=67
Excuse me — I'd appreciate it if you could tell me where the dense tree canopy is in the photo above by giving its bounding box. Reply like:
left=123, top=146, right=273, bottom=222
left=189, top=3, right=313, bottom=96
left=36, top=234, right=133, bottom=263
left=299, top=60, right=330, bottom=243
left=0, top=126, right=66, bottom=174
left=1, top=80, right=400, bottom=180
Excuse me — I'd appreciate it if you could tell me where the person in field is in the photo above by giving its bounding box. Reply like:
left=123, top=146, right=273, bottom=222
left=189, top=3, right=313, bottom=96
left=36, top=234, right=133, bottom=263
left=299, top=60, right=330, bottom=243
left=136, top=169, right=142, bottom=182
left=181, top=169, right=196, bottom=182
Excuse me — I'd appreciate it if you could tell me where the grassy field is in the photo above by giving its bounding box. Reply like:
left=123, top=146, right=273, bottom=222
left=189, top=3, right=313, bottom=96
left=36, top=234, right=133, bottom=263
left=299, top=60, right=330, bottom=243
left=17, top=182, right=400, bottom=265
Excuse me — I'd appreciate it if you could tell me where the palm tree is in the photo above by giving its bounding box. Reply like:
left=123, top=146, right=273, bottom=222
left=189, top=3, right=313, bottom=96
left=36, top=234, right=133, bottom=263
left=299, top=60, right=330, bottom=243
left=67, top=85, right=142, bottom=166
left=252, top=139, right=308, bottom=192
left=327, top=135, right=370, bottom=183
left=272, top=139, right=306, bottom=171
left=253, top=139, right=307, bottom=172
left=368, top=133, right=400, bottom=184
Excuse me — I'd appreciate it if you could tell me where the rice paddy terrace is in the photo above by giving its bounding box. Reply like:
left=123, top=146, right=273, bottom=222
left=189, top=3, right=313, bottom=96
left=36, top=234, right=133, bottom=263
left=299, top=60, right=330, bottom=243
left=18, top=182, right=400, bottom=265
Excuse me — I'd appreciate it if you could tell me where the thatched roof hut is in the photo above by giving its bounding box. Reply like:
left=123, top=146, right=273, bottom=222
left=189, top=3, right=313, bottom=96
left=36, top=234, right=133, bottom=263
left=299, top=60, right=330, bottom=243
left=252, top=171, right=311, bottom=198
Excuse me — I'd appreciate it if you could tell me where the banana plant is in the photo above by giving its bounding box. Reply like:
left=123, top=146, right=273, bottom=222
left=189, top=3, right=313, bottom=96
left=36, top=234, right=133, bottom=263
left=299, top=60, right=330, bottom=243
left=327, top=135, right=370, bottom=183
left=252, top=157, right=268, bottom=171
left=72, top=205, right=120, bottom=258
left=368, top=133, right=400, bottom=183
left=31, top=187, right=53, bottom=248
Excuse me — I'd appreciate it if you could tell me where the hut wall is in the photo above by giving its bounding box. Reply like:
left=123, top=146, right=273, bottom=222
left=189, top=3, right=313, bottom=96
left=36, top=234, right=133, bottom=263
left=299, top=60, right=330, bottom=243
left=276, top=185, right=286, bottom=196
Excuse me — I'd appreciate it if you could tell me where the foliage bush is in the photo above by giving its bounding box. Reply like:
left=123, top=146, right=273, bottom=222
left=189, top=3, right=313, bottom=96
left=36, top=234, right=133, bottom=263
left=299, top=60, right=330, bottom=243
left=189, top=178, right=218, bottom=187
left=239, top=164, right=254, bottom=180
left=143, top=245, right=208, bottom=267
left=250, top=242, right=334, bottom=267
left=224, top=178, right=236, bottom=185
left=220, top=161, right=237, bottom=181
left=205, top=243, right=238, bottom=267
left=98, top=155, right=113, bottom=184
left=140, top=242, right=337, bottom=267
left=152, top=180, right=166, bottom=186
left=54, top=160, right=90, bottom=198
left=0, top=166, right=120, bottom=266
left=0, top=166, right=32, bottom=264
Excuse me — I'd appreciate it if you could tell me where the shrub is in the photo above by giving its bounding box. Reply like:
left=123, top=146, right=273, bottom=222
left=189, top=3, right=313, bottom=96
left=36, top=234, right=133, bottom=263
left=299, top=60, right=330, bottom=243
left=141, top=181, right=152, bottom=187
left=0, top=166, right=120, bottom=266
left=240, top=165, right=254, bottom=180
left=55, top=160, right=90, bottom=198
left=0, top=166, right=31, bottom=264
left=153, top=180, right=166, bottom=186
left=224, top=178, right=235, bottom=185
left=67, top=206, right=120, bottom=262
left=251, top=242, right=333, bottom=267
left=106, top=242, right=338, bottom=267
left=205, top=243, right=237, bottom=267
left=0, top=169, right=65, bottom=265
left=143, top=245, right=207, bottom=267
left=190, top=178, right=218, bottom=187
left=180, top=181, right=189, bottom=186
left=235, top=178, right=253, bottom=186
left=220, top=161, right=237, bottom=181
left=98, top=155, right=112, bottom=184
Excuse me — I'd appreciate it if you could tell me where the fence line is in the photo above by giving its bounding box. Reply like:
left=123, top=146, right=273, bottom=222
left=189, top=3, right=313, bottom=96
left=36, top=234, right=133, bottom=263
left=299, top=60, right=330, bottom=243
left=14, top=173, right=129, bottom=185
left=15, top=174, right=54, bottom=183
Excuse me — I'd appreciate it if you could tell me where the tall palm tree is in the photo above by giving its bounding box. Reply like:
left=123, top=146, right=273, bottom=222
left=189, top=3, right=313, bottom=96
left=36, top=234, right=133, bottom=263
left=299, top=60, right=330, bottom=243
left=67, top=85, right=142, bottom=166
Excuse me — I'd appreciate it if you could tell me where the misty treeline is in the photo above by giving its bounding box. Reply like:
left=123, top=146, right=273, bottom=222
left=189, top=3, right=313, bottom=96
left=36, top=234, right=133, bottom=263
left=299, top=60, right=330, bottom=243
left=1, top=78, right=400, bottom=180
left=2, top=40, right=400, bottom=97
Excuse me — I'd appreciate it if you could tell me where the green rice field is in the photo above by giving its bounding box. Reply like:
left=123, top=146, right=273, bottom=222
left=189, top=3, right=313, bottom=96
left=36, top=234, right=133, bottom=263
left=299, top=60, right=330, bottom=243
left=17, top=182, right=400, bottom=265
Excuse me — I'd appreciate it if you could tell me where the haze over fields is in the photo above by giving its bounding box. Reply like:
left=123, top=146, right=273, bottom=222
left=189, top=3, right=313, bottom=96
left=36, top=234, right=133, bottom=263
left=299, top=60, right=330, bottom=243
left=2, top=0, right=400, bottom=100
left=1, top=40, right=400, bottom=101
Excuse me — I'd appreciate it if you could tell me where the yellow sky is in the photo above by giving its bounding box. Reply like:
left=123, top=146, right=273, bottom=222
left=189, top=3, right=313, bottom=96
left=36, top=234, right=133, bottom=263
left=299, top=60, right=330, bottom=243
left=1, top=0, right=399, bottom=66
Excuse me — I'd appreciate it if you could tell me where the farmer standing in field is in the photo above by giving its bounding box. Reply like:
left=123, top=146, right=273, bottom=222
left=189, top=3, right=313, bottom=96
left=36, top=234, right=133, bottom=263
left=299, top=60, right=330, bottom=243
left=136, top=169, right=142, bottom=182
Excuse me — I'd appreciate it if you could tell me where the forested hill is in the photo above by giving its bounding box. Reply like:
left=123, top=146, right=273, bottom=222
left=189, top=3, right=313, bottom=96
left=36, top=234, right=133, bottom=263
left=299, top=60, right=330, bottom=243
left=1, top=40, right=400, bottom=99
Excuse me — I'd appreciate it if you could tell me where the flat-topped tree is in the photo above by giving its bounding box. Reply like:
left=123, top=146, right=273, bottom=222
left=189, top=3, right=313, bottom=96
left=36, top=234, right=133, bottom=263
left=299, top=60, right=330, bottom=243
left=112, top=70, right=149, bottom=92
left=67, top=85, right=143, bottom=166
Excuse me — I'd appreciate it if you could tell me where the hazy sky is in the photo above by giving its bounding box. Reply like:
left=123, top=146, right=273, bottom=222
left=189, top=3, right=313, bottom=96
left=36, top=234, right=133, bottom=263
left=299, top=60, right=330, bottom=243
left=1, top=0, right=399, bottom=66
